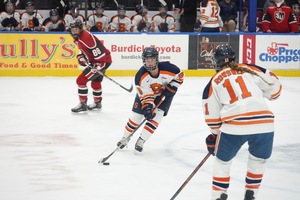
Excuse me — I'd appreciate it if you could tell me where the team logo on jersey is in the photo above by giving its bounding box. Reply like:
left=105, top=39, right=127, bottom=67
left=274, top=11, right=285, bottom=23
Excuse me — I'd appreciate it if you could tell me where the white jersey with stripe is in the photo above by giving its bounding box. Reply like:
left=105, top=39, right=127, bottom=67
left=202, top=64, right=282, bottom=135
left=0, top=11, right=20, bottom=31
left=200, top=0, right=223, bottom=28
left=151, top=13, right=176, bottom=32
left=135, top=61, right=184, bottom=106
left=109, top=15, right=132, bottom=32
left=20, top=12, right=43, bottom=31
left=87, top=14, right=109, bottom=31
left=64, top=14, right=85, bottom=30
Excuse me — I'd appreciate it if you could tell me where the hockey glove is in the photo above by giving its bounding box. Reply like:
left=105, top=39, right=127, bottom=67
left=161, top=84, right=177, bottom=97
left=77, top=54, right=89, bottom=67
left=90, top=26, right=99, bottom=32
left=10, top=17, right=18, bottom=27
left=137, top=22, right=147, bottom=32
left=1, top=18, right=10, bottom=27
left=158, top=23, right=168, bottom=32
left=206, top=134, right=217, bottom=155
left=142, top=103, right=156, bottom=121
left=32, top=17, right=39, bottom=26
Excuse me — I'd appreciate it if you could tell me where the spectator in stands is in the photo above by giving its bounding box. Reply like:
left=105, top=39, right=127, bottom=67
left=20, top=1, right=43, bottom=31
left=292, top=4, right=300, bottom=32
left=0, top=0, right=20, bottom=31
left=87, top=2, right=109, bottom=32
left=263, top=0, right=276, bottom=12
left=199, top=0, right=223, bottom=32
left=174, top=0, right=198, bottom=32
left=131, top=4, right=152, bottom=32
left=64, top=3, right=85, bottom=31
left=42, top=8, right=65, bottom=32
left=151, top=3, right=176, bottom=32
left=108, top=5, right=132, bottom=32
left=219, top=0, right=237, bottom=32
left=262, top=0, right=298, bottom=33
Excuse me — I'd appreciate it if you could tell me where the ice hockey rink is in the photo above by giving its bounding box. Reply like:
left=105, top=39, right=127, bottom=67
left=0, top=76, right=299, bottom=200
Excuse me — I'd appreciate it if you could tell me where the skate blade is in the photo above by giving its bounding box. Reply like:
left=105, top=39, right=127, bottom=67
left=88, top=108, right=102, bottom=111
left=71, top=110, right=88, bottom=115
left=134, top=150, right=143, bottom=155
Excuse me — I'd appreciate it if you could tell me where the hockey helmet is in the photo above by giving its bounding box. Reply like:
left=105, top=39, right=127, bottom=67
left=25, top=1, right=35, bottom=15
left=70, top=19, right=83, bottom=39
left=142, top=47, right=159, bottom=72
left=5, top=0, right=15, bottom=13
left=26, top=1, right=34, bottom=7
left=135, top=4, right=148, bottom=14
left=50, top=9, right=59, bottom=16
left=158, top=3, right=168, bottom=15
left=211, top=44, right=236, bottom=70
left=95, top=2, right=104, bottom=9
left=117, top=5, right=126, bottom=18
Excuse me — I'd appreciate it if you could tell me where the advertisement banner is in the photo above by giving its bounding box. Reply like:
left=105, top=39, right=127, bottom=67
left=0, top=33, right=79, bottom=75
left=97, top=34, right=189, bottom=70
left=188, top=34, right=240, bottom=69
left=241, top=34, right=300, bottom=70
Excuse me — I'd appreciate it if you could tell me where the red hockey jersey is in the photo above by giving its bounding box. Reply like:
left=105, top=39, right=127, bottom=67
left=74, top=30, right=112, bottom=64
left=262, top=4, right=299, bottom=33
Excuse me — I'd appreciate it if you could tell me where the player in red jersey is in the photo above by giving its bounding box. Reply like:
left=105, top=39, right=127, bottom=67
left=262, top=0, right=299, bottom=33
left=70, top=19, right=112, bottom=113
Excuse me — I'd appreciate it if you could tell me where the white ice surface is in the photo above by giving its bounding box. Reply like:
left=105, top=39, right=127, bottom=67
left=0, top=76, right=299, bottom=200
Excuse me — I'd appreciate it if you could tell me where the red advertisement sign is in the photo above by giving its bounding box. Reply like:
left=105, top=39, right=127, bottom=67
left=242, top=35, right=256, bottom=64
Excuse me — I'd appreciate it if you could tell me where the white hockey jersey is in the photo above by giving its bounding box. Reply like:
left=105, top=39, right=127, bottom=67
left=64, top=13, right=85, bottom=30
left=87, top=14, right=109, bottom=32
left=20, top=12, right=43, bottom=31
left=202, top=64, right=282, bottom=135
left=151, top=13, right=176, bottom=32
left=109, top=15, right=132, bottom=32
left=131, top=14, right=152, bottom=32
left=200, top=0, right=223, bottom=28
left=135, top=61, right=184, bottom=106
left=0, top=11, right=20, bottom=31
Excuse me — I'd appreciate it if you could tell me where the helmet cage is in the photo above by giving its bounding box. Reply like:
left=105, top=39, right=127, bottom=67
left=142, top=47, right=159, bottom=72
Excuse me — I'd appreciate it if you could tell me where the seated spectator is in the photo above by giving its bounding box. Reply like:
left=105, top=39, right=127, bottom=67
left=219, top=0, right=237, bottom=32
left=64, top=3, right=85, bottom=31
left=0, top=0, right=20, bottom=31
left=42, top=9, right=65, bottom=32
left=108, top=5, right=131, bottom=32
left=151, top=3, right=176, bottom=32
left=200, top=0, right=223, bottom=32
left=131, top=4, right=152, bottom=32
left=20, top=1, right=43, bottom=31
left=87, top=2, right=109, bottom=32
left=292, top=4, right=300, bottom=32
left=262, top=0, right=299, bottom=33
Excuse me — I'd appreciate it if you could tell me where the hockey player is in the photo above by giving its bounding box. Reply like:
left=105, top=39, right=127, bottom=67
left=202, top=44, right=282, bottom=200
left=117, top=47, right=184, bottom=153
left=20, top=1, right=43, bottom=31
left=108, top=5, right=131, bottom=32
left=87, top=2, right=109, bottom=32
left=42, top=9, right=65, bottom=32
left=64, top=4, right=85, bottom=31
left=70, top=19, right=112, bottom=113
left=262, top=0, right=299, bottom=33
left=0, top=0, right=20, bottom=31
left=131, top=4, right=152, bottom=32
left=199, top=0, right=223, bottom=32
left=151, top=3, right=176, bottom=32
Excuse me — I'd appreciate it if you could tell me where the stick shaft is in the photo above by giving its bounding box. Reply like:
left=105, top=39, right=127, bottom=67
left=170, top=152, right=211, bottom=200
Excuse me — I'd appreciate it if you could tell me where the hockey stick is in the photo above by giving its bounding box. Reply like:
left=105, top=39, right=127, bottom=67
left=98, top=96, right=166, bottom=164
left=99, top=71, right=133, bottom=92
left=158, top=0, right=167, bottom=6
left=113, top=0, right=120, bottom=32
left=170, top=152, right=211, bottom=200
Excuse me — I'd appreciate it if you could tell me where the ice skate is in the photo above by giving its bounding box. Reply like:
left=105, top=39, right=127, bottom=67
left=134, top=137, right=145, bottom=153
left=244, top=190, right=255, bottom=200
left=71, top=102, right=88, bottom=113
left=88, top=102, right=102, bottom=111
left=117, top=136, right=131, bottom=149
left=216, top=193, right=228, bottom=200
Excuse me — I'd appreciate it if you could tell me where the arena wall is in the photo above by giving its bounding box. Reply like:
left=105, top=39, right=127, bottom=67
left=0, top=32, right=299, bottom=77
